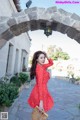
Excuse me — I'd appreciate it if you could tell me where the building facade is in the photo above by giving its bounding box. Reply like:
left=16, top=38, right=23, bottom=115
left=0, top=0, right=31, bottom=78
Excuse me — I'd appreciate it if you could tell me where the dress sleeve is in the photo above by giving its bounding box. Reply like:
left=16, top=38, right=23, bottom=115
left=43, top=59, right=53, bottom=69
left=36, top=65, right=43, bottom=100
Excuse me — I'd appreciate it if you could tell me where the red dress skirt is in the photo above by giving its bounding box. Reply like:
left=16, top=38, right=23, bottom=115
left=28, top=59, right=54, bottom=112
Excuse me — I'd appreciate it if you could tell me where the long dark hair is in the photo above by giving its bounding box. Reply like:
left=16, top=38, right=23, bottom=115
left=30, top=51, right=45, bottom=80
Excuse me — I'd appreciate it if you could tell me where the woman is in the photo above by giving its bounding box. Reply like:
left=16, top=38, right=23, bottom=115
left=28, top=51, right=54, bottom=112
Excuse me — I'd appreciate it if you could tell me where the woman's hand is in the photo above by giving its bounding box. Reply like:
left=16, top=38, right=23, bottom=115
left=39, top=100, right=44, bottom=111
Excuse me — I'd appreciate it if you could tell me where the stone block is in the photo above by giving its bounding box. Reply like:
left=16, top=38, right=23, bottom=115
left=0, top=23, right=9, bottom=34
left=12, top=11, right=25, bottom=17
left=28, top=11, right=37, bottom=20
left=10, top=24, right=21, bottom=36
left=62, top=17, right=74, bottom=26
left=72, top=21, right=80, bottom=31
left=74, top=33, right=80, bottom=43
left=25, top=7, right=38, bottom=14
left=16, top=14, right=30, bottom=24
left=66, top=27, right=79, bottom=39
left=57, top=23, right=69, bottom=34
left=39, top=13, right=51, bottom=20
left=46, top=6, right=57, bottom=13
left=7, top=18, right=17, bottom=27
left=58, top=8, right=71, bottom=16
left=51, top=12, right=63, bottom=23
left=71, top=13, right=80, bottom=21
left=1, top=29, right=14, bottom=40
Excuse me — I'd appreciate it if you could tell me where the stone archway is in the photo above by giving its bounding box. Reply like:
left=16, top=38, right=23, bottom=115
left=0, top=6, right=80, bottom=48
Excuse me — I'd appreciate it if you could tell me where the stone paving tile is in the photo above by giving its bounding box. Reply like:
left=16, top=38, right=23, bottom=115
left=8, top=114, right=17, bottom=120
left=48, top=109, right=72, bottom=119
left=17, top=111, right=32, bottom=120
left=8, top=77, right=80, bottom=120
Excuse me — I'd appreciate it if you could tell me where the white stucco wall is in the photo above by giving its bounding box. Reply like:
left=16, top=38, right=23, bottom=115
left=0, top=33, right=31, bottom=78
left=0, top=0, right=31, bottom=78
left=12, top=33, right=31, bottom=74
left=14, top=33, right=31, bottom=53
left=0, top=0, right=17, bottom=16
left=0, top=42, right=9, bottom=78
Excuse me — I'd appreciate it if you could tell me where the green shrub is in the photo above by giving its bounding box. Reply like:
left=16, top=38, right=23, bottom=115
left=0, top=83, right=19, bottom=107
left=19, top=72, right=29, bottom=84
left=10, top=76, right=22, bottom=87
left=75, top=77, right=80, bottom=81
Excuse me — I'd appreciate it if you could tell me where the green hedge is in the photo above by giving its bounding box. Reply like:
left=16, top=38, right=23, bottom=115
left=0, top=83, right=19, bottom=107
left=10, top=72, right=30, bottom=86
left=0, top=72, right=30, bottom=109
left=10, top=76, right=22, bottom=87
left=18, top=72, right=29, bottom=84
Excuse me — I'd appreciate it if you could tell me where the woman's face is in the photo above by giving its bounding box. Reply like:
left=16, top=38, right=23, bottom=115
left=37, top=53, right=45, bottom=65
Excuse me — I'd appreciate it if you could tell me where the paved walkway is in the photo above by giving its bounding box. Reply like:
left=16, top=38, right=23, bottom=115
left=8, top=77, right=80, bottom=120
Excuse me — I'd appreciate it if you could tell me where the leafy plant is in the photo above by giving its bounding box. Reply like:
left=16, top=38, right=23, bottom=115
left=19, top=72, right=29, bottom=84
left=0, top=76, right=9, bottom=84
left=47, top=45, right=70, bottom=60
left=0, top=83, right=19, bottom=107
left=10, top=76, right=22, bottom=87
left=75, top=77, right=80, bottom=81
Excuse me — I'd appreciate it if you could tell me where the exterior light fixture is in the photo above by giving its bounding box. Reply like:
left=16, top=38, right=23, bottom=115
left=44, top=26, right=52, bottom=37
left=26, top=0, right=32, bottom=8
